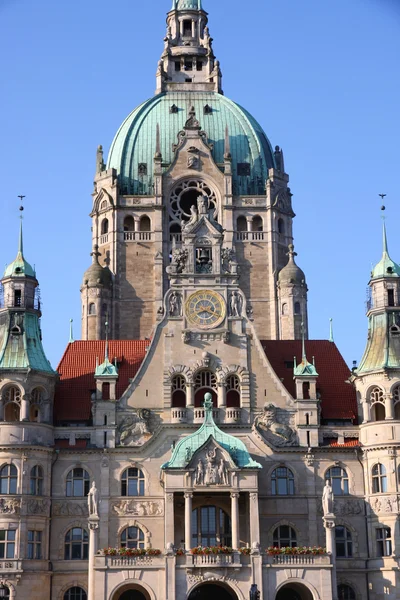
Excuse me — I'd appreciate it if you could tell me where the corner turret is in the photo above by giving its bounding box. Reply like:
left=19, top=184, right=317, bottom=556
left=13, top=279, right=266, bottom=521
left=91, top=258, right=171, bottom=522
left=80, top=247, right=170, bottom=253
left=81, top=246, right=113, bottom=340
left=277, top=244, right=308, bottom=339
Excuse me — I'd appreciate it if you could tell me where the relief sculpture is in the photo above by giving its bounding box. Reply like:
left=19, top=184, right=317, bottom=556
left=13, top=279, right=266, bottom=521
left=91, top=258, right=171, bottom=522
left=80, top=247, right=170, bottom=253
left=0, top=498, right=20, bottom=514
left=254, top=404, right=297, bottom=447
left=112, top=500, right=163, bottom=517
left=117, top=409, right=151, bottom=447
left=53, top=501, right=88, bottom=517
left=194, top=448, right=228, bottom=486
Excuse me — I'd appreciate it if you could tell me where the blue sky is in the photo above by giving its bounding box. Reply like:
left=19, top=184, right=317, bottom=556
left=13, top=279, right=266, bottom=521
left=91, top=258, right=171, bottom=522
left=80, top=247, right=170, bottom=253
left=0, top=0, right=399, bottom=369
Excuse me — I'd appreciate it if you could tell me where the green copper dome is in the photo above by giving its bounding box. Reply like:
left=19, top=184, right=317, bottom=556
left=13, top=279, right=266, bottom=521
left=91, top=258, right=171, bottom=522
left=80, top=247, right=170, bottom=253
left=107, top=92, right=275, bottom=196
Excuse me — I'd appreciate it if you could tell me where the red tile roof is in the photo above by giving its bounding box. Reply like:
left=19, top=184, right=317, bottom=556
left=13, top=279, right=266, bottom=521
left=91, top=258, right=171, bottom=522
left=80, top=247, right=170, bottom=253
left=54, top=341, right=150, bottom=422
left=55, top=439, right=89, bottom=449
left=324, top=438, right=360, bottom=448
left=261, top=340, right=358, bottom=422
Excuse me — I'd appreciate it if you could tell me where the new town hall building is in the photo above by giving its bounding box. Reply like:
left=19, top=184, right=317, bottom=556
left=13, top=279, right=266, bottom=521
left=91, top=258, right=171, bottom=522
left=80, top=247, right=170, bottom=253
left=0, top=2, right=399, bottom=599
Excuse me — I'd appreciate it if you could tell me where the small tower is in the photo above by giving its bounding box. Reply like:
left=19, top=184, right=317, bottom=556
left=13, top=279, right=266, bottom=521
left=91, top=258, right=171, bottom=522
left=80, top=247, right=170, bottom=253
left=157, top=0, right=222, bottom=94
left=277, top=244, right=308, bottom=339
left=81, top=245, right=113, bottom=340
left=0, top=218, right=56, bottom=426
left=293, top=326, right=319, bottom=447
left=92, top=321, right=118, bottom=448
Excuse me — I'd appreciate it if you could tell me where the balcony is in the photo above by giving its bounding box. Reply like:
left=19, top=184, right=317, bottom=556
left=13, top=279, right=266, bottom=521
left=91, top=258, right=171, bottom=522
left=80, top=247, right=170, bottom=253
left=99, top=233, right=109, bottom=245
left=265, top=554, right=331, bottom=566
left=225, top=408, right=241, bottom=424
left=124, top=232, right=152, bottom=242
left=171, top=408, right=188, bottom=424
left=190, top=552, right=242, bottom=568
left=194, top=408, right=218, bottom=424
left=0, top=560, right=22, bottom=575
left=235, top=232, right=265, bottom=242
left=97, top=554, right=165, bottom=570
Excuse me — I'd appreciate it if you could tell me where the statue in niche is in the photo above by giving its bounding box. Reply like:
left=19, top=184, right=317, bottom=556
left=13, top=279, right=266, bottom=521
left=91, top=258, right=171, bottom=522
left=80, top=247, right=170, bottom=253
left=221, top=248, right=235, bottom=273
left=255, top=404, right=297, bottom=447
left=169, top=291, right=182, bottom=317
left=181, top=204, right=198, bottom=232
left=229, top=291, right=242, bottom=317
left=195, top=459, right=204, bottom=485
left=322, top=480, right=334, bottom=516
left=88, top=481, right=99, bottom=517
left=117, top=409, right=151, bottom=446
left=168, top=248, right=188, bottom=273
left=218, top=457, right=228, bottom=485
left=197, top=193, right=208, bottom=215
left=205, top=447, right=218, bottom=484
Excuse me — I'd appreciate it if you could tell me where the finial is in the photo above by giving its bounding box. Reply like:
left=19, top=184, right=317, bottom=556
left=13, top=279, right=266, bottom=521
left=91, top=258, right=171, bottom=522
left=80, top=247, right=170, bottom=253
left=329, top=318, right=334, bottom=343
left=380, top=202, right=389, bottom=255
left=155, top=123, right=162, bottom=159
left=287, top=244, right=297, bottom=260
left=91, top=245, right=101, bottom=264
left=104, top=316, right=109, bottom=362
left=301, top=321, right=306, bottom=362
left=17, top=196, right=25, bottom=255
left=69, top=319, right=74, bottom=343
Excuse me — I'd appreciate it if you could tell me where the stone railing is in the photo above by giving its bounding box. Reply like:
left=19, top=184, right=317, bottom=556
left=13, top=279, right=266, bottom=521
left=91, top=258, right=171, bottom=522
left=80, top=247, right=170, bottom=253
left=124, top=232, right=152, bottom=242
left=99, top=233, right=109, bottom=245
left=235, top=231, right=265, bottom=242
left=194, top=408, right=218, bottom=423
left=225, top=408, right=241, bottom=423
left=266, top=554, right=331, bottom=566
left=100, top=555, right=165, bottom=569
left=188, top=553, right=241, bottom=568
left=0, top=560, right=22, bottom=574
left=171, top=409, right=188, bottom=424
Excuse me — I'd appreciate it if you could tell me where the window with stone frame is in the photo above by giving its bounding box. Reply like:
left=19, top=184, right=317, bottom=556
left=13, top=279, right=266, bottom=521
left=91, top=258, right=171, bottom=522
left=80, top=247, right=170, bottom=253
left=4, top=386, right=21, bottom=422
left=64, top=588, right=87, bottom=600
left=194, top=370, right=217, bottom=407
left=372, top=463, right=387, bottom=493
left=27, top=530, right=42, bottom=559
left=101, top=218, right=109, bottom=235
left=325, top=467, right=349, bottom=496
left=273, top=525, right=297, bottom=548
left=0, top=464, right=17, bottom=495
left=120, top=526, right=145, bottom=549
left=226, top=375, right=240, bottom=408
left=66, top=468, right=90, bottom=497
left=335, top=526, right=353, bottom=558
left=191, top=506, right=232, bottom=548
left=0, top=529, right=16, bottom=559
left=171, top=375, right=187, bottom=408
left=121, top=468, right=145, bottom=497
left=393, top=386, right=400, bottom=419
left=376, top=527, right=392, bottom=557
left=30, top=465, right=44, bottom=496
left=64, top=527, right=89, bottom=560
left=338, top=585, right=356, bottom=600
left=271, top=467, right=295, bottom=496
left=370, top=387, right=385, bottom=421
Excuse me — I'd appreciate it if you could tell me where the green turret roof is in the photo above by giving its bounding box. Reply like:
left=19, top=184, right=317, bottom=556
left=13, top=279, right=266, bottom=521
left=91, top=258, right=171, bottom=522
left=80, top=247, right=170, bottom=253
left=3, top=221, right=35, bottom=279
left=293, top=327, right=318, bottom=377
left=175, top=0, right=201, bottom=9
left=162, top=394, right=262, bottom=469
left=371, top=221, right=400, bottom=280
left=357, top=312, right=400, bottom=373
left=95, top=337, right=118, bottom=378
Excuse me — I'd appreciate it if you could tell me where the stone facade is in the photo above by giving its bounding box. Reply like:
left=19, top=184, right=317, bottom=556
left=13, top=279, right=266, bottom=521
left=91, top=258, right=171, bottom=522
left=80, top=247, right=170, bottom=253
left=0, top=2, right=399, bottom=600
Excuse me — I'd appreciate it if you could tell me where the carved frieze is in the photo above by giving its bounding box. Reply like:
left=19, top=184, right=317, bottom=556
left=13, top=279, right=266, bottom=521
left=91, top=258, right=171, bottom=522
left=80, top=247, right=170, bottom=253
left=0, top=498, right=20, bottom=514
left=317, top=498, right=363, bottom=516
left=27, top=498, right=50, bottom=516
left=112, top=500, right=163, bottom=517
left=52, top=501, right=89, bottom=517
left=371, top=496, right=398, bottom=514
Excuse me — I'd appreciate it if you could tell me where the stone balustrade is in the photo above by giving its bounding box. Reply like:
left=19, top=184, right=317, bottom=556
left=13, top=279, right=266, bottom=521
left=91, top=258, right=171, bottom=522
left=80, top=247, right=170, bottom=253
left=265, top=554, right=331, bottom=566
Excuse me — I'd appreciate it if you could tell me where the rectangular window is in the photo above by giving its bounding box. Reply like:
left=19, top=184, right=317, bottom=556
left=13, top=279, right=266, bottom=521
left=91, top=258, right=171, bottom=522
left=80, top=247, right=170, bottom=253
left=175, top=61, right=181, bottom=71
left=376, top=527, right=392, bottom=557
left=184, top=60, right=193, bottom=71
left=196, top=61, right=203, bottom=71
left=14, top=290, right=22, bottom=307
left=388, top=289, right=395, bottom=306
left=0, top=530, right=16, bottom=559
left=183, top=20, right=192, bottom=36
left=27, top=530, right=42, bottom=559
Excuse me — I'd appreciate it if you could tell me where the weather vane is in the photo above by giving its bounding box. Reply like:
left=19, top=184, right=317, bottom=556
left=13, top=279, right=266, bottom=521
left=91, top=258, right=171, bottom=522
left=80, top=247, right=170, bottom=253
left=18, top=195, right=25, bottom=218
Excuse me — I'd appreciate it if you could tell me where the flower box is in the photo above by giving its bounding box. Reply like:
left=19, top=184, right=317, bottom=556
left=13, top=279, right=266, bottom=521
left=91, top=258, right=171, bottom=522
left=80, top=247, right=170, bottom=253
left=266, top=546, right=326, bottom=556
left=102, top=547, right=161, bottom=557
left=191, top=545, right=233, bottom=555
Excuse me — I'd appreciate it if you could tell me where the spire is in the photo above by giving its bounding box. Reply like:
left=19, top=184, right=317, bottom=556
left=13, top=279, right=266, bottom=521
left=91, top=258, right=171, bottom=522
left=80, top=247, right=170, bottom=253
left=155, top=123, right=161, bottom=159
left=371, top=207, right=400, bottom=279
left=293, top=323, right=318, bottom=377
left=3, top=198, right=35, bottom=279
left=69, top=319, right=75, bottom=343
left=94, top=316, right=118, bottom=378
left=329, top=318, right=334, bottom=343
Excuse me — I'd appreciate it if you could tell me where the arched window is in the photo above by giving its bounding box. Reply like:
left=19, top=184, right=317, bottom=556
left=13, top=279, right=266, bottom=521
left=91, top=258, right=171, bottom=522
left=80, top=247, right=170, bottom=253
left=273, top=525, right=297, bottom=548
left=294, top=302, right=301, bottom=315
left=120, top=526, right=145, bottom=549
left=192, top=506, right=231, bottom=547
left=252, top=216, right=263, bottom=232
left=64, top=588, right=87, bottom=600
left=236, top=216, right=247, bottom=232
left=282, top=303, right=288, bottom=315
left=0, top=585, right=10, bottom=599
left=372, top=463, right=387, bottom=493
left=393, top=386, right=400, bottom=419
left=325, top=467, right=349, bottom=495
left=338, top=585, right=356, bottom=600
left=171, top=375, right=186, bottom=408
left=88, top=303, right=96, bottom=315
left=370, top=387, right=385, bottom=421
left=139, top=216, right=151, bottom=232
left=376, top=527, right=392, bottom=557
left=124, top=216, right=135, bottom=232
left=277, top=218, right=285, bottom=234
left=121, top=468, right=145, bottom=497
left=4, top=386, right=21, bottom=422
left=0, top=465, right=17, bottom=494
left=66, top=468, right=90, bottom=497
left=31, top=388, right=43, bottom=404
left=101, top=218, right=109, bottom=235
left=64, top=528, right=89, bottom=560
left=194, top=370, right=217, bottom=407
left=30, top=465, right=44, bottom=496
left=271, top=467, right=295, bottom=495
left=335, top=526, right=353, bottom=557
left=226, top=375, right=240, bottom=408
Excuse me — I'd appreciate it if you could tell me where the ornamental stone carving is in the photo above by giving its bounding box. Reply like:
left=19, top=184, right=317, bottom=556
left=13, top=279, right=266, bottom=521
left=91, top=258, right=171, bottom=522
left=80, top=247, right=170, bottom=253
left=194, top=448, right=228, bottom=487
left=27, top=498, right=50, bottom=515
left=117, top=409, right=151, bottom=447
left=317, top=498, right=363, bottom=516
left=228, top=291, right=242, bottom=317
left=254, top=404, right=297, bottom=447
left=169, top=291, right=183, bottom=317
left=0, top=498, right=20, bottom=514
left=371, top=495, right=398, bottom=514
left=52, top=501, right=89, bottom=517
left=112, top=500, right=163, bottom=517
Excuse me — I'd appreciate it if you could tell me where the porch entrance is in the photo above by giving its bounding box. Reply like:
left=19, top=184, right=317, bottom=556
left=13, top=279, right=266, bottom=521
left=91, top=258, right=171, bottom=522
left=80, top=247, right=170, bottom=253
left=112, top=587, right=149, bottom=600
left=188, top=582, right=238, bottom=600
left=276, top=583, right=314, bottom=600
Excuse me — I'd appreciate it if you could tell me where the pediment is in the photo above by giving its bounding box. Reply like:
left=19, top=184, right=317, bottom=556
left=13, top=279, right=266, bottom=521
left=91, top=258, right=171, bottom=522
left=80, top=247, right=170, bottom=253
left=187, top=437, right=236, bottom=488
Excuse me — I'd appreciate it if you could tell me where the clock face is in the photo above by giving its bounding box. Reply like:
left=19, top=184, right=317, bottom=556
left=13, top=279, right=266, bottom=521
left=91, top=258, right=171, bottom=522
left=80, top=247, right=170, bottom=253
left=185, top=290, right=226, bottom=330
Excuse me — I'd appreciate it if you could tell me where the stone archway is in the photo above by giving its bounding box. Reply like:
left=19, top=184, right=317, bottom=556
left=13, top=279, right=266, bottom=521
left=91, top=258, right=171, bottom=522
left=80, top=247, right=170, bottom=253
left=276, top=582, right=314, bottom=600
left=188, top=582, right=238, bottom=600
left=111, top=584, right=151, bottom=600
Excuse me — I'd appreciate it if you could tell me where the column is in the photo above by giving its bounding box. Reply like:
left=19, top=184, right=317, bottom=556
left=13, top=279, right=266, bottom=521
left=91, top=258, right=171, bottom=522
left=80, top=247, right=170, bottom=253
left=184, top=492, right=193, bottom=552
left=186, top=384, right=194, bottom=407
left=362, top=400, right=370, bottom=423
left=217, top=383, right=226, bottom=408
left=323, top=515, right=337, bottom=600
left=165, top=493, right=175, bottom=549
left=385, top=394, right=394, bottom=420
left=231, top=492, right=239, bottom=550
left=88, top=516, right=100, bottom=600
left=21, top=395, right=30, bottom=422
left=0, top=395, right=4, bottom=421
left=249, top=492, right=260, bottom=548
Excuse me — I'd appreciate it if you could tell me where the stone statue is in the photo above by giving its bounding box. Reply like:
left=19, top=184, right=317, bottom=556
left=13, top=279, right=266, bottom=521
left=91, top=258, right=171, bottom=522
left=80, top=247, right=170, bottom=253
left=171, top=248, right=188, bottom=273
left=208, top=60, right=222, bottom=81
left=187, top=153, right=200, bottom=170
left=229, top=291, right=241, bottom=317
left=205, top=447, right=218, bottom=484
left=169, top=292, right=182, bottom=317
left=221, top=248, right=235, bottom=273
left=322, top=480, right=334, bottom=516
left=218, top=457, right=228, bottom=485
left=195, top=459, right=204, bottom=485
left=254, top=404, right=297, bottom=446
left=197, top=193, right=208, bottom=215
left=88, top=482, right=99, bottom=517
left=182, top=204, right=198, bottom=232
